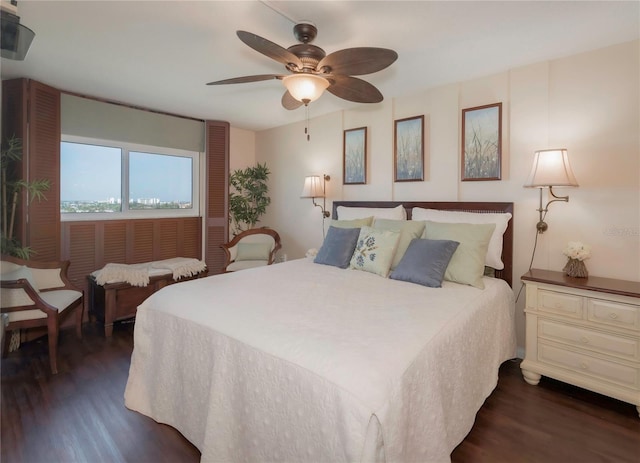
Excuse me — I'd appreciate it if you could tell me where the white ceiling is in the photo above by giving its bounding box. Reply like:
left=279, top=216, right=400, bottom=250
left=2, top=1, right=638, bottom=132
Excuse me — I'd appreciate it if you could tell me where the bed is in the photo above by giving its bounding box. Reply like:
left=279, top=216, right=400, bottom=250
left=124, top=201, right=516, bottom=463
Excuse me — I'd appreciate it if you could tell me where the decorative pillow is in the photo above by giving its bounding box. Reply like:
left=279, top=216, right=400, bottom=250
left=412, top=208, right=511, bottom=270
left=337, top=204, right=406, bottom=221
left=330, top=216, right=373, bottom=229
left=373, top=219, right=425, bottom=270
left=423, top=221, right=495, bottom=289
left=314, top=226, right=361, bottom=269
left=235, top=242, right=272, bottom=261
left=390, top=239, right=460, bottom=287
left=349, top=226, right=400, bottom=277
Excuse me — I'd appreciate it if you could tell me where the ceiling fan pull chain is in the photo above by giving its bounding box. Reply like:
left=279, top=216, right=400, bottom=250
left=305, top=104, right=310, bottom=141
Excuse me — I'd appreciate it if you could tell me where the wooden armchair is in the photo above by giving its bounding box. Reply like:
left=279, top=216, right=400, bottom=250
left=1, top=255, right=83, bottom=374
left=221, top=228, right=282, bottom=272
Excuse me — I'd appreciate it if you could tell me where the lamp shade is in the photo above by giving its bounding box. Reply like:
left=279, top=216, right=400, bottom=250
left=282, top=74, right=330, bottom=104
left=301, top=175, right=325, bottom=198
left=524, top=149, right=579, bottom=188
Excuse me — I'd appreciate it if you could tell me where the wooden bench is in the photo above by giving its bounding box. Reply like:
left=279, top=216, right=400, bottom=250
left=88, top=262, right=207, bottom=337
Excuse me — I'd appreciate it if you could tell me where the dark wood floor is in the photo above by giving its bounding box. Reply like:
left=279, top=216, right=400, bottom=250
left=2, top=322, right=639, bottom=463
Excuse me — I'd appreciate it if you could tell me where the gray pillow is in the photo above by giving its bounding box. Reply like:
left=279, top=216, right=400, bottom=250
left=314, top=226, right=361, bottom=268
left=390, top=238, right=460, bottom=288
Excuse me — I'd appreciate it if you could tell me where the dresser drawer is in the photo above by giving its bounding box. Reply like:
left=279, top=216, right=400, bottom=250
left=587, top=299, right=639, bottom=331
left=539, top=343, right=638, bottom=388
left=538, top=290, right=583, bottom=319
left=538, top=319, right=639, bottom=361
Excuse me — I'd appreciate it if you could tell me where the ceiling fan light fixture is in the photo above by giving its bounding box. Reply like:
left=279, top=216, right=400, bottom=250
left=282, top=73, right=329, bottom=104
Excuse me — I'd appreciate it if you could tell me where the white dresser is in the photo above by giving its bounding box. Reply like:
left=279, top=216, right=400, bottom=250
left=520, top=269, right=640, bottom=417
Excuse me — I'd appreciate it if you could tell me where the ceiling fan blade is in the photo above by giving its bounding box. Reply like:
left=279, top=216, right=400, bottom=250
left=317, top=48, right=398, bottom=76
left=281, top=91, right=304, bottom=110
left=237, top=31, right=303, bottom=69
left=327, top=76, right=384, bottom=103
left=206, top=74, right=284, bottom=85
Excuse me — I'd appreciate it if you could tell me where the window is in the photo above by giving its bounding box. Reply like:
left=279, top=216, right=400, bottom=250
left=61, top=136, right=200, bottom=220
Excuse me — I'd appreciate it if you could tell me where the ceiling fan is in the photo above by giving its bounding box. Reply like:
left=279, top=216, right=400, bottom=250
left=206, top=22, right=398, bottom=110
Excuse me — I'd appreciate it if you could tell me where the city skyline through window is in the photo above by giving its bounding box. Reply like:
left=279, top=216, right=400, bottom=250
left=61, top=139, right=196, bottom=215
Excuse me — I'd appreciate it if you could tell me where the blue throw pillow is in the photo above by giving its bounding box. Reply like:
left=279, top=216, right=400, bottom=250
left=390, top=238, right=460, bottom=287
left=314, top=226, right=361, bottom=269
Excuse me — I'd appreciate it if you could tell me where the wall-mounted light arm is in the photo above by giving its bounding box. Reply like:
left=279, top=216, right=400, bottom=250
left=310, top=197, right=330, bottom=218
left=301, top=174, right=331, bottom=218
left=533, top=186, right=571, bottom=233
left=524, top=148, right=578, bottom=234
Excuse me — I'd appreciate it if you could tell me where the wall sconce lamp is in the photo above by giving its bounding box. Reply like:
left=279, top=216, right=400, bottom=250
left=301, top=174, right=331, bottom=218
left=524, top=148, right=579, bottom=233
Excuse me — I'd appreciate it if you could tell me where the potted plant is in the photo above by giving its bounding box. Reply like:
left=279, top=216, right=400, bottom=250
left=228, top=162, right=271, bottom=236
left=1, top=135, right=50, bottom=258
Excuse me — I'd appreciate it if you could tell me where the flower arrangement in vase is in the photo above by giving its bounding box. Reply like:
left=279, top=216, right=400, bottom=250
left=562, top=241, right=591, bottom=278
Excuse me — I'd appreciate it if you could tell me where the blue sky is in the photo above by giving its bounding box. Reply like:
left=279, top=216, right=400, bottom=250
left=61, top=142, right=192, bottom=202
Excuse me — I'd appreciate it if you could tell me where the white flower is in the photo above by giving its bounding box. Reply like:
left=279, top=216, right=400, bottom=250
left=305, top=248, right=318, bottom=258
left=562, top=241, right=591, bottom=261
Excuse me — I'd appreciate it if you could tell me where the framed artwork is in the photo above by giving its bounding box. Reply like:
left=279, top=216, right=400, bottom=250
left=394, top=115, right=424, bottom=182
left=461, top=102, right=502, bottom=181
left=343, top=127, right=367, bottom=184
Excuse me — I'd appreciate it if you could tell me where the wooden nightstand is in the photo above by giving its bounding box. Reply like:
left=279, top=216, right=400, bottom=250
left=520, top=269, right=640, bottom=417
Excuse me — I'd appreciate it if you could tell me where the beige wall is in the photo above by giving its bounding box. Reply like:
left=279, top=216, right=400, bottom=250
left=230, top=127, right=256, bottom=172
left=252, top=40, right=639, bottom=353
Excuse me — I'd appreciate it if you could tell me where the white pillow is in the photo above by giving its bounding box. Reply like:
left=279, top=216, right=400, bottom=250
left=337, top=205, right=406, bottom=221
left=411, top=208, right=511, bottom=270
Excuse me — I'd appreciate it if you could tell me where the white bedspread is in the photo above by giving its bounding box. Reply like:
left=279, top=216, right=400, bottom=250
left=125, top=258, right=516, bottom=463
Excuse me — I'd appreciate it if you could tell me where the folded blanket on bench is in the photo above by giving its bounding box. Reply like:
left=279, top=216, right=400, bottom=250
left=150, top=257, right=207, bottom=281
left=94, top=258, right=207, bottom=287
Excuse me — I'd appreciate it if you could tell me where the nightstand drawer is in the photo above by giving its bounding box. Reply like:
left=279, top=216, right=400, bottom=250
left=538, top=290, right=582, bottom=319
left=539, top=343, right=638, bottom=388
left=539, top=319, right=639, bottom=361
left=587, top=299, right=639, bottom=331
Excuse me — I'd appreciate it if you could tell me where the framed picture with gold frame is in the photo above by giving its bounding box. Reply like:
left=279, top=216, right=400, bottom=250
left=461, top=102, right=502, bottom=181
left=343, top=127, right=367, bottom=185
left=394, top=115, right=424, bottom=182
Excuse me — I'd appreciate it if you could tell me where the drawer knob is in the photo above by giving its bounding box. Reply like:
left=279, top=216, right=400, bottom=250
left=608, top=312, right=619, bottom=319
left=580, top=361, right=589, bottom=370
left=580, top=336, right=589, bottom=344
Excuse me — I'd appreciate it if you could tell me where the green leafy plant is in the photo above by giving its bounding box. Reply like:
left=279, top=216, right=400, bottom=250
left=229, top=162, right=271, bottom=235
left=1, top=136, right=51, bottom=258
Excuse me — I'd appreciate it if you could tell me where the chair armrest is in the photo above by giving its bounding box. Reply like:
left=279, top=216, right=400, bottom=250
left=1, top=254, right=79, bottom=292
left=220, top=242, right=238, bottom=261
left=268, top=240, right=282, bottom=265
left=0, top=279, right=57, bottom=315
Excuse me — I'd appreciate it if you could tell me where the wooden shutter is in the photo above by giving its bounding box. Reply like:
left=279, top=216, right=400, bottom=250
left=204, top=121, right=229, bottom=274
left=27, top=80, right=61, bottom=260
left=2, top=79, right=29, bottom=247
left=1, top=78, right=61, bottom=260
